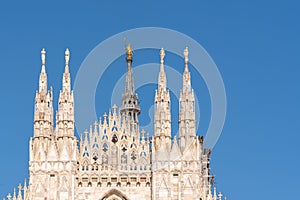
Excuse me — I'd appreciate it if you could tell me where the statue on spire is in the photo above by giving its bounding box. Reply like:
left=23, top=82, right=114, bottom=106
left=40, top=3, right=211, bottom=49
left=126, top=43, right=133, bottom=61
left=41, top=48, right=46, bottom=66
left=160, top=48, right=165, bottom=64
left=65, top=48, right=70, bottom=66
left=184, top=47, right=189, bottom=69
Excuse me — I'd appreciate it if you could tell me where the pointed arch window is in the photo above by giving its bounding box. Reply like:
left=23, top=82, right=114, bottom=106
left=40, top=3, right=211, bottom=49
left=102, top=143, right=108, bottom=152
left=102, top=154, right=108, bottom=164
left=112, top=134, right=118, bottom=144
left=131, top=151, right=137, bottom=161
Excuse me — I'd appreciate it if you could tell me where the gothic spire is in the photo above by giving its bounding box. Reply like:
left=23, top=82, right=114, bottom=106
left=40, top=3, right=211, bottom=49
left=120, top=44, right=140, bottom=136
left=34, top=48, right=53, bottom=138
left=56, top=48, right=74, bottom=138
left=179, top=47, right=196, bottom=150
left=154, top=48, right=171, bottom=138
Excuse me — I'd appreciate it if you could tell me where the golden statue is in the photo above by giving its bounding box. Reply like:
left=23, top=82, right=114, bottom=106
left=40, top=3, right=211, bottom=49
left=126, top=43, right=133, bottom=61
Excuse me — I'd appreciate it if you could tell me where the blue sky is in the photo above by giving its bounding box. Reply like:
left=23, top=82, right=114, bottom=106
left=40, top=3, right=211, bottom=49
left=0, top=0, right=299, bottom=199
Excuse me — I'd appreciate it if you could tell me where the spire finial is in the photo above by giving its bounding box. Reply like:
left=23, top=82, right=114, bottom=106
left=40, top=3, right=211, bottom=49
left=126, top=43, right=133, bottom=61
left=218, top=192, right=223, bottom=200
left=41, top=48, right=46, bottom=73
left=184, top=47, right=189, bottom=72
left=184, top=47, right=189, bottom=64
left=13, top=188, right=16, bottom=199
left=41, top=48, right=46, bottom=66
left=141, top=129, right=146, bottom=139
left=160, top=48, right=165, bottom=64
left=84, top=130, right=88, bottom=139
left=112, top=104, right=117, bottom=114
left=7, top=193, right=12, bottom=200
left=214, top=187, right=217, bottom=197
left=65, top=48, right=70, bottom=66
left=17, top=184, right=22, bottom=199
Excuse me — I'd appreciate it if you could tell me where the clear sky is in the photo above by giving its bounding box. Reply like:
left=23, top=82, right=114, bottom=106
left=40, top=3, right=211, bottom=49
left=0, top=1, right=299, bottom=199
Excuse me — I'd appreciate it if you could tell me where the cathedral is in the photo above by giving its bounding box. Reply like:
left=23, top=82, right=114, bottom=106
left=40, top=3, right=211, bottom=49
left=4, top=45, right=227, bottom=200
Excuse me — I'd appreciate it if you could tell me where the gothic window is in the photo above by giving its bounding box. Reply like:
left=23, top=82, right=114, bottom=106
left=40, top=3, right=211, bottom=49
left=140, top=158, right=147, bottom=170
left=92, top=143, right=99, bottom=148
left=102, top=135, right=108, bottom=140
left=102, top=143, right=108, bottom=152
left=92, top=152, right=98, bottom=161
left=112, top=134, right=118, bottom=143
left=83, top=146, right=89, bottom=157
left=130, top=143, right=137, bottom=149
left=82, top=160, right=89, bottom=171
left=121, top=154, right=127, bottom=164
left=140, top=152, right=146, bottom=157
left=121, top=145, right=127, bottom=152
left=131, top=151, right=137, bottom=161
left=102, top=154, right=108, bottom=164
left=111, top=145, right=118, bottom=156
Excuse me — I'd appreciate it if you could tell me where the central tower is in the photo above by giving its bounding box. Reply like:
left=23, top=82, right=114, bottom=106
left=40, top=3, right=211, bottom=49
left=119, top=44, right=141, bottom=138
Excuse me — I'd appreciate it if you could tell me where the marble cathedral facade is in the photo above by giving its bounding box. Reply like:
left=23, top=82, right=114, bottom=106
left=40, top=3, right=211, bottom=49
left=4, top=46, right=227, bottom=200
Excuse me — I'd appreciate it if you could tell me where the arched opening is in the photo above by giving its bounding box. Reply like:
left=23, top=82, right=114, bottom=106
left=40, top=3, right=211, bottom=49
left=100, top=189, right=129, bottom=200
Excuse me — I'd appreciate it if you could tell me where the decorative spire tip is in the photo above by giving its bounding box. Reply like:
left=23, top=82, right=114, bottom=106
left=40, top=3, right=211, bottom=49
left=65, top=48, right=70, bottom=66
left=184, top=47, right=189, bottom=64
left=41, top=48, right=46, bottom=66
left=160, top=48, right=165, bottom=64
left=126, top=43, right=133, bottom=61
